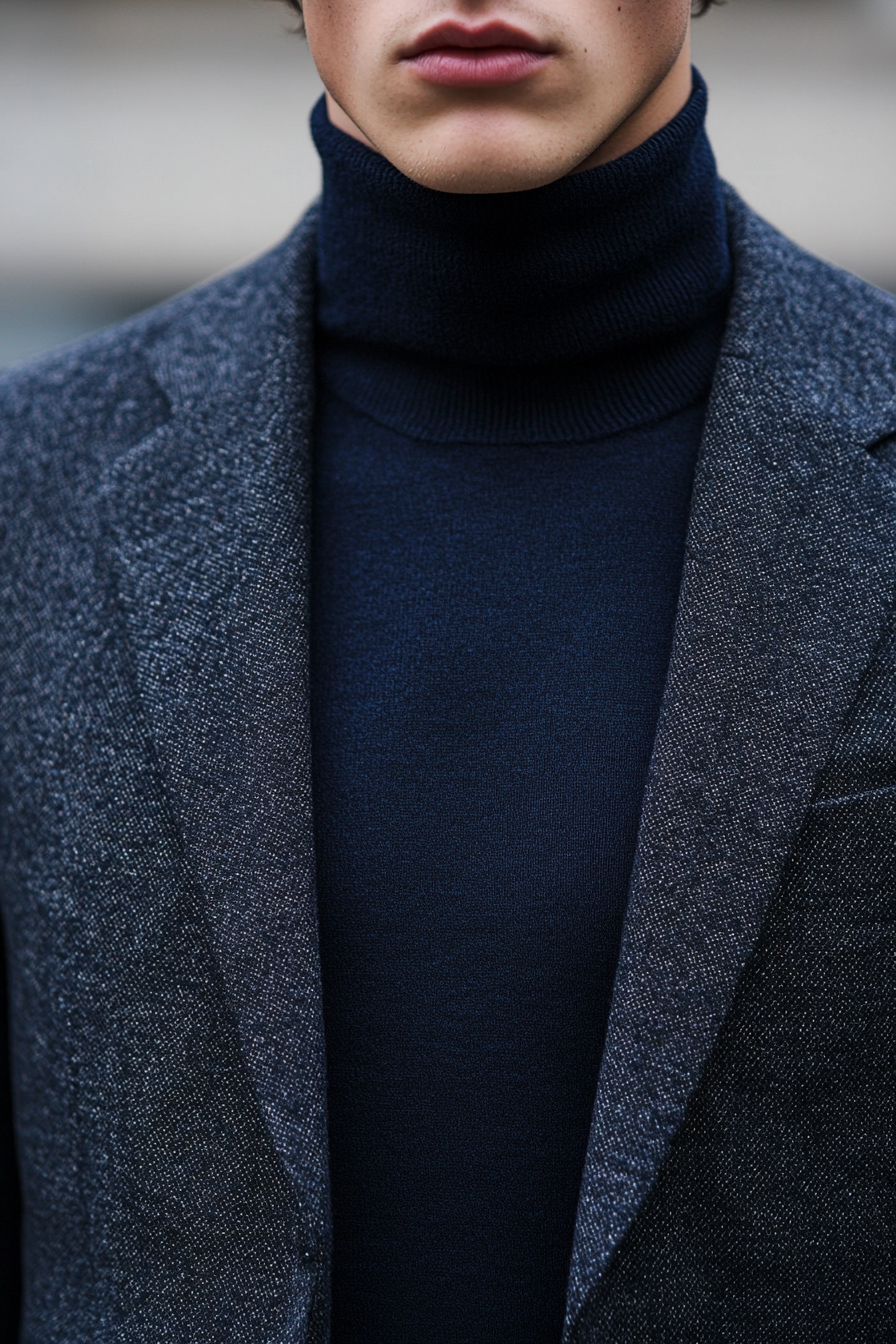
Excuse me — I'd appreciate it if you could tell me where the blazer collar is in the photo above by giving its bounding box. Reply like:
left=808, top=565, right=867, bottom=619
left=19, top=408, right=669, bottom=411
left=565, top=188, right=896, bottom=1334
left=102, top=214, right=331, bottom=1291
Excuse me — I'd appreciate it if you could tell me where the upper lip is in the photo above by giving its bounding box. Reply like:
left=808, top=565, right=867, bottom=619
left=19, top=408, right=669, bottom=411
left=402, top=19, right=552, bottom=58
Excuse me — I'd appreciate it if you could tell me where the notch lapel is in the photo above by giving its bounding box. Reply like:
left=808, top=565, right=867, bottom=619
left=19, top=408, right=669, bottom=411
left=566, top=192, right=896, bottom=1333
left=102, top=217, right=330, bottom=1275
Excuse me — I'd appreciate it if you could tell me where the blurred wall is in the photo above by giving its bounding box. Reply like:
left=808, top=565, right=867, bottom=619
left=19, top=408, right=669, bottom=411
left=0, top=0, right=324, bottom=365
left=694, top=0, right=896, bottom=293
left=1, top=0, right=894, bottom=367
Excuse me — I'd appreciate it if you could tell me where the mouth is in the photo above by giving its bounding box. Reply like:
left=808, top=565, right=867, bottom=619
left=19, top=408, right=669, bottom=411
left=401, top=20, right=554, bottom=87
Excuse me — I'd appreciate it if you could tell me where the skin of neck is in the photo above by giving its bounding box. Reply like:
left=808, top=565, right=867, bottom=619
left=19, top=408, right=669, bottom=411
left=301, top=0, right=694, bottom=193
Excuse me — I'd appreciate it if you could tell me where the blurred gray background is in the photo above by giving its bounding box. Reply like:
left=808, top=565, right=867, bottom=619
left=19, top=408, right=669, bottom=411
left=1, top=0, right=894, bottom=368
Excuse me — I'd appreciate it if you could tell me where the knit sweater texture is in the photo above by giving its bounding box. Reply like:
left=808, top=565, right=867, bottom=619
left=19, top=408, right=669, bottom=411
left=310, top=73, right=731, bottom=1344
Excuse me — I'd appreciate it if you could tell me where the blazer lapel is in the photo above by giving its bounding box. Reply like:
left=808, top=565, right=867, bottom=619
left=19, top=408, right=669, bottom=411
left=102, top=215, right=330, bottom=1268
left=566, top=191, right=896, bottom=1333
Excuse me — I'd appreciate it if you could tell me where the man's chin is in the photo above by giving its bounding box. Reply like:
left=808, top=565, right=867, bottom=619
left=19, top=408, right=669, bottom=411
left=380, top=116, right=594, bottom=194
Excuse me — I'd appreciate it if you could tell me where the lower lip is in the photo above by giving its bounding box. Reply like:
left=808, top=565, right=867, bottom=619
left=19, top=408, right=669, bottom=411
left=406, top=46, right=551, bottom=87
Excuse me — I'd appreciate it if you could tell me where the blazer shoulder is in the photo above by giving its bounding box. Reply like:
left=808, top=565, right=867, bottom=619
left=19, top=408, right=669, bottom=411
left=1, top=328, right=175, bottom=493
left=0, top=274, right=235, bottom=477
left=0, top=210, right=319, bottom=499
left=722, top=186, right=896, bottom=440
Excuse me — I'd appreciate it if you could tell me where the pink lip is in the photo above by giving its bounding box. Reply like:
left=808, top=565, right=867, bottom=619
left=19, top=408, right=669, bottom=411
left=402, top=20, right=553, bottom=87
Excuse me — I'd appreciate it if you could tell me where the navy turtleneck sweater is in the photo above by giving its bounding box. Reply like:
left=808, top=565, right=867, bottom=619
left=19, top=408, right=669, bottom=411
left=311, top=74, right=731, bottom=1344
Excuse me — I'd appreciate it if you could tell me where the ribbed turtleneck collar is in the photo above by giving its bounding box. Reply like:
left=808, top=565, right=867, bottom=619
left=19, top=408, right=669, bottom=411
left=312, top=71, right=732, bottom=442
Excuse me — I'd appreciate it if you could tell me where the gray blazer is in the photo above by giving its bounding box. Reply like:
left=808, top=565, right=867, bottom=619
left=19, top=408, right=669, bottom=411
left=1, top=187, right=894, bottom=1343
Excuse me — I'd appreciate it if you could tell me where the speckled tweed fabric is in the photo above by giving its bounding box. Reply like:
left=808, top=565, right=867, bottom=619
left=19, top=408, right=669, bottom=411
left=0, top=188, right=894, bottom=1342
left=573, top=612, right=896, bottom=1342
